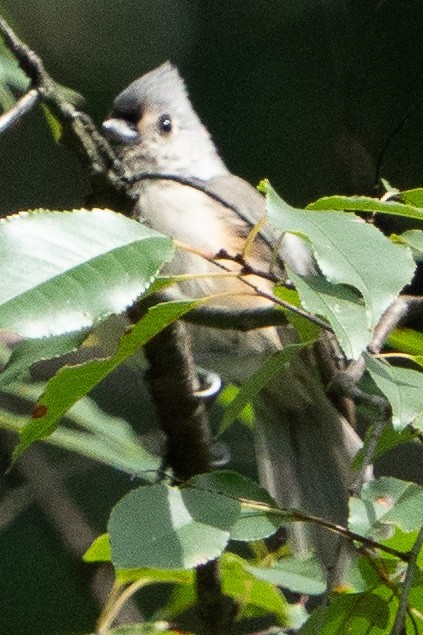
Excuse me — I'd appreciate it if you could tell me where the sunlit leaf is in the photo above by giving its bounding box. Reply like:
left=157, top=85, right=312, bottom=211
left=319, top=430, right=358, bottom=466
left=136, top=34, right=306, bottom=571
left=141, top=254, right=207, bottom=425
left=308, top=193, right=423, bottom=221
left=221, top=553, right=289, bottom=623
left=0, top=209, right=173, bottom=337
left=266, top=185, right=415, bottom=358
left=108, top=483, right=241, bottom=569
left=11, top=300, right=197, bottom=462
left=83, top=533, right=111, bottom=562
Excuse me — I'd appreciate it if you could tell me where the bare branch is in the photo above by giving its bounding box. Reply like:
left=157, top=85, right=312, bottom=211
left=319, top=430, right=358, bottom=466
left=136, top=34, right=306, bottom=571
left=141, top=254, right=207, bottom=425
left=0, top=88, right=39, bottom=133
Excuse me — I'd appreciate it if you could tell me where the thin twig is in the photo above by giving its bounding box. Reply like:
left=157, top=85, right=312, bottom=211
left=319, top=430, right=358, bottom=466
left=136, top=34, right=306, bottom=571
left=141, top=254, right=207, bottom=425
left=390, top=526, right=423, bottom=635
left=175, top=239, right=333, bottom=332
left=0, top=88, right=39, bottom=133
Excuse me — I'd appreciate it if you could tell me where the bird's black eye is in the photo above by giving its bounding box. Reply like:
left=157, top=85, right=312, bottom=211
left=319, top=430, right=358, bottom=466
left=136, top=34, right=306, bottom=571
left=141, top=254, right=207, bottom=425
left=158, top=114, right=172, bottom=134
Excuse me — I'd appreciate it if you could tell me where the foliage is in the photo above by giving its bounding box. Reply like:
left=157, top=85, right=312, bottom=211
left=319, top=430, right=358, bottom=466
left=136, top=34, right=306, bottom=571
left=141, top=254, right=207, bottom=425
left=0, top=184, right=422, bottom=634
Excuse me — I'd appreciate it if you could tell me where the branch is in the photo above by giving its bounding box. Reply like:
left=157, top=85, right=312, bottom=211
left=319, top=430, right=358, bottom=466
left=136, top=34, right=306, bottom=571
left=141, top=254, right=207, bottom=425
left=0, top=16, right=133, bottom=213
left=175, top=239, right=333, bottom=332
left=127, top=302, right=236, bottom=634
left=0, top=88, right=39, bottom=133
left=390, top=526, right=423, bottom=635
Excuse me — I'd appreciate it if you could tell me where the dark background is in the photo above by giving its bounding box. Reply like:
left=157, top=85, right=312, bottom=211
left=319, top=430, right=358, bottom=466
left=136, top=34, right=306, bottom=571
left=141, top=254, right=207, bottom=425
left=1, top=1, right=423, bottom=633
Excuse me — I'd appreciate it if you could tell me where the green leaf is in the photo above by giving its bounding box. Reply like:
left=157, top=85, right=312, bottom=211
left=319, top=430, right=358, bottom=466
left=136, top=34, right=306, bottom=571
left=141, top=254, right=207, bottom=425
left=266, top=186, right=416, bottom=358
left=308, top=193, right=423, bottom=221
left=0, top=331, right=87, bottom=386
left=298, top=588, right=391, bottom=634
left=387, top=327, right=423, bottom=356
left=349, top=477, right=423, bottom=538
left=11, top=300, right=197, bottom=462
left=0, top=388, right=162, bottom=476
left=41, top=103, right=63, bottom=141
left=395, top=229, right=423, bottom=260
left=87, top=623, right=188, bottom=635
left=108, top=483, right=241, bottom=569
left=0, top=53, right=30, bottom=110
left=221, top=553, right=289, bottom=624
left=354, top=421, right=417, bottom=468
left=365, top=354, right=423, bottom=430
left=190, top=470, right=283, bottom=541
left=116, top=567, right=193, bottom=587
left=247, top=554, right=326, bottom=596
left=83, top=533, right=111, bottom=562
left=274, top=285, right=321, bottom=343
left=401, top=188, right=423, bottom=207
left=288, top=269, right=368, bottom=359
left=0, top=209, right=173, bottom=337
left=219, top=344, right=305, bottom=433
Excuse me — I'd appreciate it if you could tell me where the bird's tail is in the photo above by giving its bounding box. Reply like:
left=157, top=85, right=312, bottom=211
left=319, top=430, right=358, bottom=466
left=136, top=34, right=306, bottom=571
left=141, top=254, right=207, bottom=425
left=254, top=347, right=369, bottom=578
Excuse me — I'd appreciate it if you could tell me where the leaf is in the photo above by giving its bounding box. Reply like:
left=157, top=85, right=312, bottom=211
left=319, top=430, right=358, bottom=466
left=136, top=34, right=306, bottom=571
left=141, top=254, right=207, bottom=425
left=0, top=331, right=87, bottom=386
left=266, top=186, right=415, bottom=357
left=219, top=344, right=305, bottom=433
left=308, top=193, right=423, bottom=221
left=190, top=470, right=283, bottom=541
left=221, top=553, right=289, bottom=624
left=0, top=388, right=162, bottom=476
left=298, top=588, right=391, bottom=634
left=266, top=186, right=416, bottom=358
left=365, top=354, right=423, bottom=430
left=395, top=229, right=423, bottom=260
left=88, top=623, right=188, bottom=635
left=288, top=269, right=369, bottom=359
left=83, top=533, right=111, bottom=562
left=12, top=300, right=197, bottom=462
left=387, top=327, right=423, bottom=356
left=0, top=209, right=173, bottom=337
left=108, top=483, right=241, bottom=570
left=349, top=477, right=423, bottom=538
left=247, top=554, right=326, bottom=596
left=354, top=421, right=417, bottom=468
left=401, top=188, right=423, bottom=207
left=41, top=103, right=63, bottom=141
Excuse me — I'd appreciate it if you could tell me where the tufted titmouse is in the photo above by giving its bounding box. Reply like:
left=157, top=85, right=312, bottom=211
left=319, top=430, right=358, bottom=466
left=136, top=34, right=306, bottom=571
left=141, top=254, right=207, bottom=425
left=103, top=62, right=366, bottom=575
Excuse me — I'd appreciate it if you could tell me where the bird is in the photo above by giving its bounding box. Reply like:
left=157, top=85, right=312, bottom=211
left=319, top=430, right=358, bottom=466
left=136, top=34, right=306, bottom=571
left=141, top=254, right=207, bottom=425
left=102, top=61, right=368, bottom=579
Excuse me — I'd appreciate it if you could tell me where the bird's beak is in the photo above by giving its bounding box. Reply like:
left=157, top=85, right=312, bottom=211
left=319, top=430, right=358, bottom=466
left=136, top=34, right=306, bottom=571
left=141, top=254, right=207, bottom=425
left=102, top=118, right=139, bottom=143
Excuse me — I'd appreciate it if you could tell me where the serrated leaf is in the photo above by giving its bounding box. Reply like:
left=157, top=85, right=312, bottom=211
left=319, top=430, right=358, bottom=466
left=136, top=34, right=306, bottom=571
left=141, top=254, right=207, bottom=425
left=11, top=300, right=197, bottom=462
left=219, top=344, right=305, bottom=433
left=349, top=477, right=423, bottom=537
left=308, top=193, right=423, bottom=221
left=190, top=470, right=282, bottom=541
left=247, top=554, right=326, bottom=596
left=266, top=186, right=415, bottom=358
left=0, top=209, right=173, bottom=337
left=0, top=331, right=87, bottom=386
left=221, top=553, right=289, bottom=623
left=108, top=483, right=241, bottom=570
left=365, top=354, right=423, bottom=430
